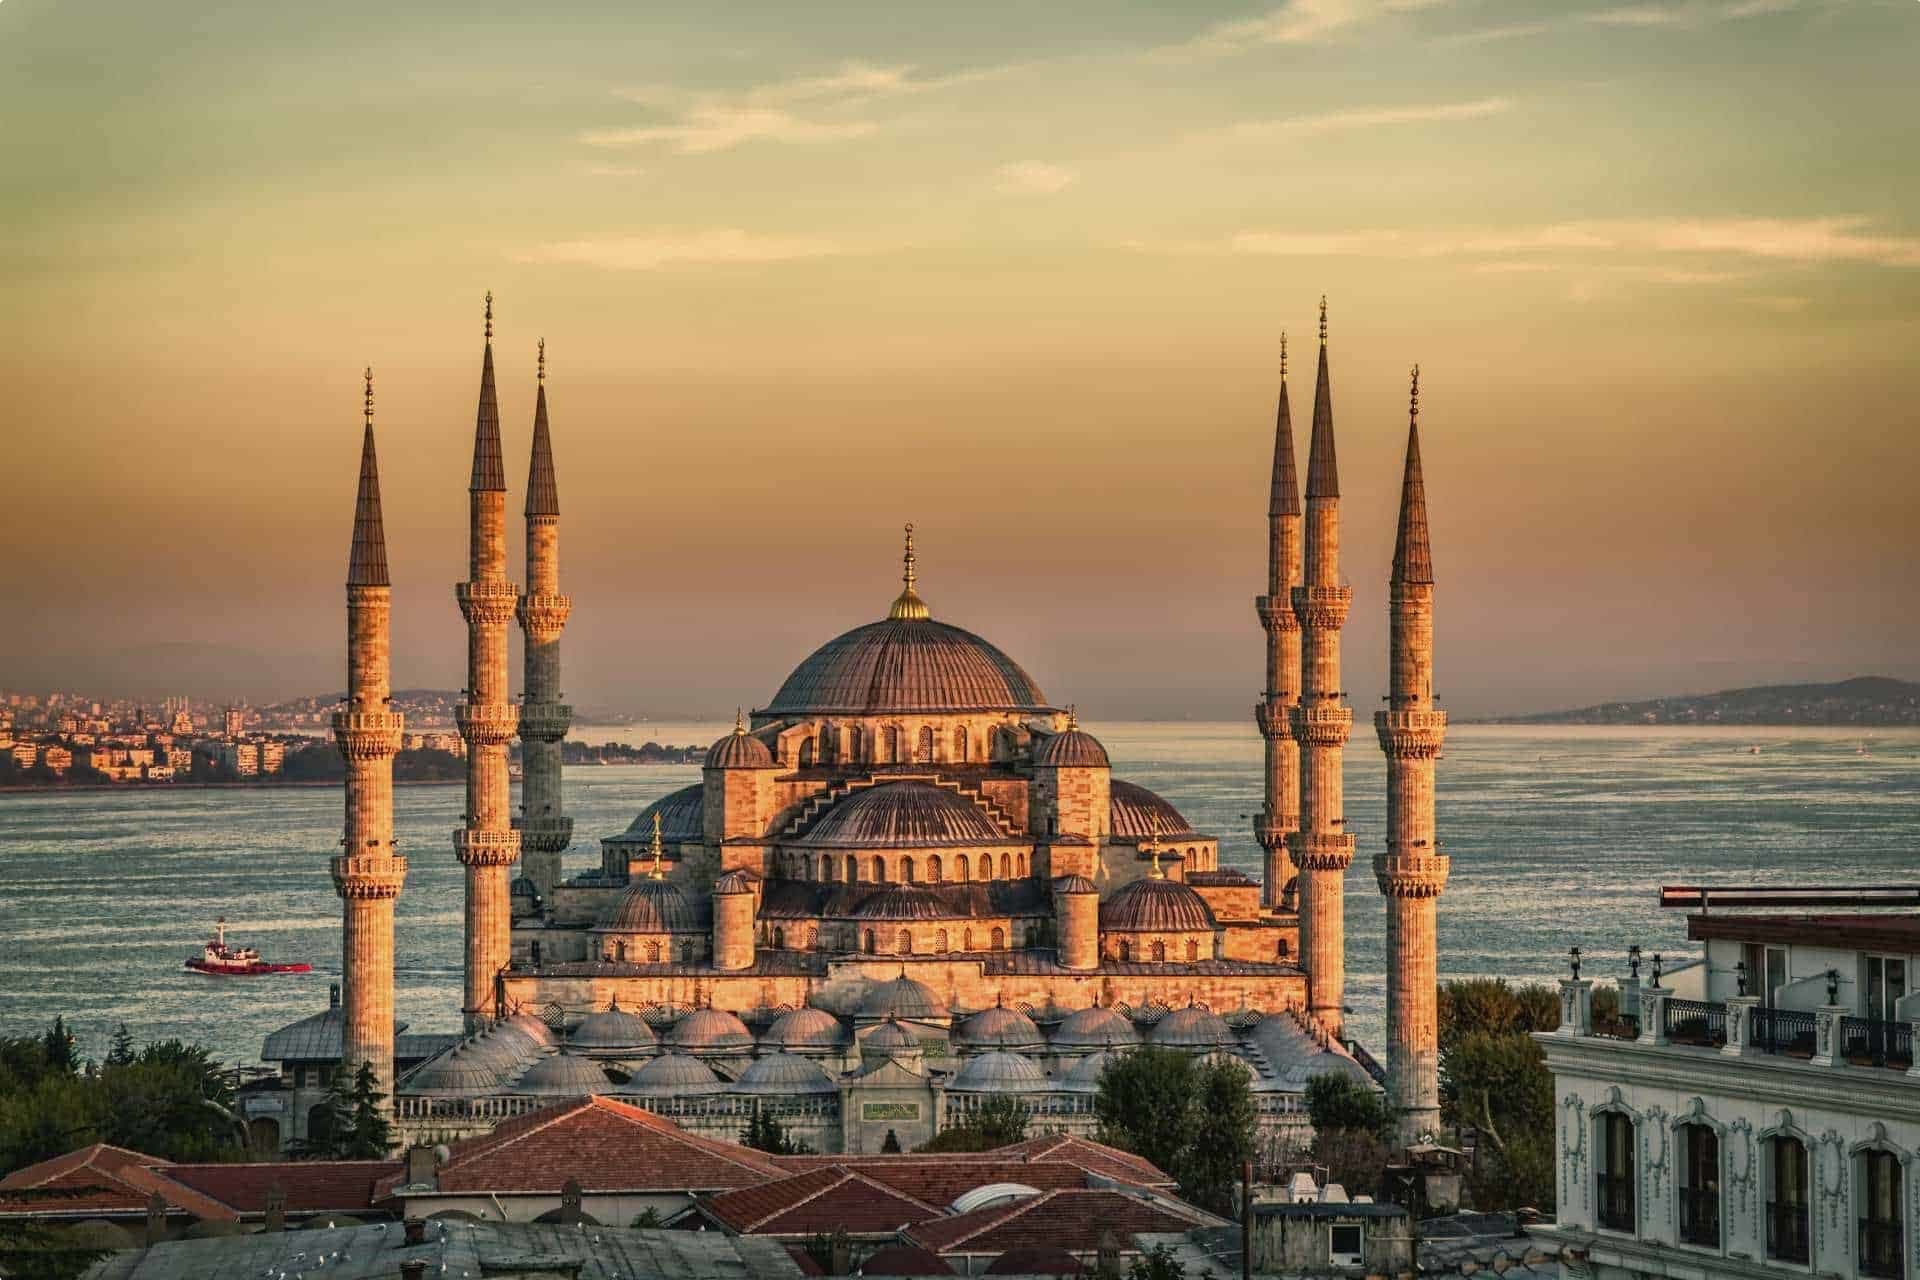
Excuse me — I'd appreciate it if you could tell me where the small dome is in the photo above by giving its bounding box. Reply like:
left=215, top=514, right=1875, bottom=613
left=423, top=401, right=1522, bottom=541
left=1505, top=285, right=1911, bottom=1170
left=612, top=783, right=705, bottom=845
left=1064, top=1049, right=1125, bottom=1091
left=621, top=1053, right=721, bottom=1094
left=596, top=878, right=701, bottom=934
left=705, top=720, right=775, bottom=769
left=852, top=885, right=955, bottom=921
left=949, top=1050, right=1048, bottom=1093
left=1034, top=727, right=1109, bottom=768
left=1152, top=1004, right=1232, bottom=1049
left=956, top=1003, right=1044, bottom=1053
left=514, top=1053, right=612, bottom=1097
left=714, top=869, right=754, bottom=895
left=502, top=1012, right=560, bottom=1048
left=800, top=782, right=1002, bottom=848
left=1052, top=1005, right=1140, bottom=1050
left=1053, top=874, right=1097, bottom=895
left=765, top=1007, right=850, bottom=1051
left=510, top=874, right=538, bottom=898
left=765, top=617, right=1052, bottom=716
left=860, top=973, right=948, bottom=1021
left=1109, top=780, right=1200, bottom=840
left=569, top=1003, right=659, bottom=1053
left=669, top=1006, right=754, bottom=1052
left=733, top=1052, right=838, bottom=1094
left=401, top=1045, right=515, bottom=1095
left=1099, top=877, right=1215, bottom=933
left=863, top=1018, right=921, bottom=1056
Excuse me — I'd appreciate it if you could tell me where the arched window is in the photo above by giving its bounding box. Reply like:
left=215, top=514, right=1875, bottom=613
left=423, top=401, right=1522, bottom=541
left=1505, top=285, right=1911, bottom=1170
left=774, top=927, right=786, bottom=950
left=846, top=725, right=862, bottom=763
left=802, top=855, right=814, bottom=882
left=918, top=726, right=935, bottom=762
left=680, top=939, right=694, bottom=965
left=884, top=725, right=900, bottom=762
left=647, top=941, right=660, bottom=962
left=990, top=927, right=1005, bottom=951
left=902, top=856, right=916, bottom=883
left=798, top=736, right=815, bottom=768
left=963, top=928, right=975, bottom=951
left=864, top=930, right=877, bottom=955
left=999, top=853, right=1012, bottom=879
left=936, top=929, right=949, bottom=953
left=1678, top=1123, right=1721, bottom=1248
left=957, top=854, right=970, bottom=882
left=898, top=930, right=912, bottom=955
left=820, top=724, right=837, bottom=765
left=1017, top=853, right=1027, bottom=876
left=928, top=855, right=942, bottom=883
left=1151, top=940, right=1167, bottom=962
left=846, top=857, right=858, bottom=884
left=820, top=855, right=835, bottom=883
left=1597, top=1112, right=1637, bottom=1232
left=615, top=941, right=627, bottom=963
left=954, top=725, right=968, bottom=761
left=872, top=857, right=888, bottom=884
left=1766, top=1136, right=1809, bottom=1262
left=1862, top=1149, right=1904, bottom=1278
left=1186, top=938, right=1200, bottom=962
left=1119, top=941, right=1132, bottom=962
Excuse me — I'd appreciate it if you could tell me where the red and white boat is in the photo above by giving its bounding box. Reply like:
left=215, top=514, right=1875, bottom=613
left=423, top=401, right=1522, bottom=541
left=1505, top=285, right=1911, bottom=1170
left=184, top=918, right=311, bottom=976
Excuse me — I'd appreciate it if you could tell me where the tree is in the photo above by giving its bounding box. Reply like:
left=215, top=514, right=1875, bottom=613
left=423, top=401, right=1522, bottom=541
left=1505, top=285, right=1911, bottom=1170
left=1180, top=1059, right=1257, bottom=1217
left=1127, top=1242, right=1188, bottom=1280
left=1310, top=1127, right=1392, bottom=1201
left=918, top=1096, right=1031, bottom=1153
left=1443, top=1030, right=1554, bottom=1212
left=1304, top=1074, right=1393, bottom=1142
left=742, top=1108, right=807, bottom=1156
left=106, top=1025, right=135, bottom=1068
left=1437, top=979, right=1558, bottom=1055
left=1094, top=1046, right=1199, bottom=1179
left=343, top=1062, right=393, bottom=1158
left=40, top=1020, right=75, bottom=1077
left=629, top=1208, right=664, bottom=1229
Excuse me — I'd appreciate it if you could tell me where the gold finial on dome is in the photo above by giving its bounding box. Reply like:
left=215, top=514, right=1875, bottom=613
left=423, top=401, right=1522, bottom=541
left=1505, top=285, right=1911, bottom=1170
left=537, top=337, right=546, bottom=384
left=1280, top=332, right=1288, bottom=382
left=484, top=291, right=493, bottom=342
left=887, top=522, right=930, bottom=620
left=362, top=367, right=374, bottom=426
left=1410, top=363, right=1420, bottom=422
left=647, top=811, right=665, bottom=879
left=1147, top=843, right=1164, bottom=879
left=1318, top=295, right=1327, bottom=345
left=1066, top=705, right=1079, bottom=731
left=733, top=708, right=746, bottom=736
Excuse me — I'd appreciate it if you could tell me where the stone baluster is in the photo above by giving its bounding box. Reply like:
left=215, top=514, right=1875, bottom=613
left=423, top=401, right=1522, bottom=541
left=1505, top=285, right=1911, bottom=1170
left=1560, top=978, right=1594, bottom=1038
left=1722, top=994, right=1760, bottom=1056
left=1637, top=984, right=1669, bottom=1047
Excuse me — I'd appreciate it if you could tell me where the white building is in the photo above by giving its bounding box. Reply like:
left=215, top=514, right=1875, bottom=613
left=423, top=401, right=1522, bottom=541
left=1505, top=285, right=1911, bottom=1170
left=1534, top=889, right=1918, bottom=1280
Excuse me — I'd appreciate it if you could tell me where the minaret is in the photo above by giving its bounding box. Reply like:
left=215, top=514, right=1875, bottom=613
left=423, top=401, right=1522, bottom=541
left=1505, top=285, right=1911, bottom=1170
left=1375, top=366, right=1448, bottom=1146
left=332, top=369, right=406, bottom=1107
left=454, top=293, right=521, bottom=1031
left=515, top=339, right=572, bottom=900
left=1288, top=298, right=1355, bottom=1036
left=1254, top=334, right=1303, bottom=912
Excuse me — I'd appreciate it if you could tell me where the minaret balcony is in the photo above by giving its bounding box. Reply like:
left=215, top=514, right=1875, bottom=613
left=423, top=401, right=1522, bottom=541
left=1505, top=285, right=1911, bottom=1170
left=453, top=828, right=522, bottom=866
left=513, top=814, right=574, bottom=853
left=456, top=579, right=520, bottom=626
left=330, top=854, right=408, bottom=899
left=1374, top=708, right=1448, bottom=756
left=455, top=703, right=520, bottom=745
left=332, top=709, right=404, bottom=756
left=1254, top=703, right=1297, bottom=737
left=1373, top=851, right=1450, bottom=897
left=1255, top=596, right=1301, bottom=631
left=1290, top=831, right=1356, bottom=871
left=1290, top=585, right=1352, bottom=629
left=517, top=702, right=572, bottom=742
left=1291, top=704, right=1354, bottom=746
left=516, top=591, right=572, bottom=636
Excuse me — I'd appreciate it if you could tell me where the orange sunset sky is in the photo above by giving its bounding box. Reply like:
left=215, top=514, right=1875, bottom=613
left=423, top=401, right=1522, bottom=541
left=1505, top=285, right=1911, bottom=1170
left=3, top=0, right=1917, bottom=719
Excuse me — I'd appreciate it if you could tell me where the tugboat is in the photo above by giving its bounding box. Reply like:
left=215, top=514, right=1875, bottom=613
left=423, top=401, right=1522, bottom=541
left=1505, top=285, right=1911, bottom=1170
left=184, top=918, right=312, bottom=976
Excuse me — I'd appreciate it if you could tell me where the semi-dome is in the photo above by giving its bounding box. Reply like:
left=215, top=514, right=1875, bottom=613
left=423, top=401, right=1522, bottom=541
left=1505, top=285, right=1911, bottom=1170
left=1152, top=1004, right=1232, bottom=1049
left=513, top=1052, right=612, bottom=1097
left=949, top=1050, right=1048, bottom=1093
left=401, top=1045, right=516, bottom=1095
left=1051, top=1005, right=1140, bottom=1050
left=764, top=617, right=1053, bottom=716
left=1052, top=874, right=1097, bottom=896
left=733, top=1052, right=838, bottom=1094
left=569, top=1002, right=659, bottom=1053
left=1034, top=726, right=1109, bottom=768
left=705, top=718, right=775, bottom=769
left=669, top=1007, right=754, bottom=1052
left=859, top=973, right=948, bottom=1021
left=764, top=1006, right=850, bottom=1051
left=956, top=1002, right=1044, bottom=1053
left=596, top=878, right=700, bottom=934
left=1109, top=781, right=1201, bottom=840
left=500, top=1012, right=560, bottom=1049
left=800, top=782, right=1003, bottom=849
left=852, top=885, right=956, bottom=920
left=612, top=784, right=704, bottom=845
left=621, top=1053, right=721, bottom=1094
left=1099, top=877, right=1216, bottom=933
left=1064, top=1048, right=1125, bottom=1091
left=714, top=869, right=754, bottom=894
left=863, top=1018, right=921, bottom=1056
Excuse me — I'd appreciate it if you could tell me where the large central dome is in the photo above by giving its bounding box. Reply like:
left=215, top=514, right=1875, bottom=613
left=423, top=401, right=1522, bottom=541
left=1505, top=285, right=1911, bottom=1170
left=765, top=617, right=1052, bottom=715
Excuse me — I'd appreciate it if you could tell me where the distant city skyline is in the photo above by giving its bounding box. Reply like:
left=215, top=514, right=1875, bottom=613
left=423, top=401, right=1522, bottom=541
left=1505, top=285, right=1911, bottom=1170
left=3, top=0, right=1916, bottom=719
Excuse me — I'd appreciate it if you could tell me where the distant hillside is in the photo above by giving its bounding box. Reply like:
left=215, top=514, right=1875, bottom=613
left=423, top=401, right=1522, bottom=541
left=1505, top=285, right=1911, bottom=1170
left=1501, top=677, right=1920, bottom=726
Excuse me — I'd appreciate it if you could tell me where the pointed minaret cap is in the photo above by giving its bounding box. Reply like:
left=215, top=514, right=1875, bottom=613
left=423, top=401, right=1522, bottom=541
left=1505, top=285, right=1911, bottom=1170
left=1392, top=364, right=1434, bottom=585
left=525, top=339, right=559, bottom=517
left=887, top=524, right=930, bottom=620
left=1269, top=332, right=1301, bottom=518
left=470, top=292, right=506, bottom=492
left=1305, top=296, right=1339, bottom=500
left=348, top=367, right=390, bottom=588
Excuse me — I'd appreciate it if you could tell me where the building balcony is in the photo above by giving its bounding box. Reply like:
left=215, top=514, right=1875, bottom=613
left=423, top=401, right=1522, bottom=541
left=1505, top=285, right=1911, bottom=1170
left=1765, top=1200, right=1809, bottom=1265
left=1861, top=1218, right=1905, bottom=1280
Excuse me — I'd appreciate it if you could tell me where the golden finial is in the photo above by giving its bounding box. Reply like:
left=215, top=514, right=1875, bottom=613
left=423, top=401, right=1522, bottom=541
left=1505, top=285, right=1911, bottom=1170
left=1318, top=296, right=1327, bottom=345
left=1066, top=705, right=1078, bottom=731
left=1410, top=364, right=1420, bottom=423
left=887, top=522, right=930, bottom=620
left=648, top=811, right=665, bottom=879
left=362, top=367, right=374, bottom=426
left=733, top=708, right=746, bottom=736
left=484, top=291, right=493, bottom=342
left=538, top=338, right=546, bottom=384
left=1280, top=332, right=1288, bottom=381
left=1148, top=844, right=1163, bottom=879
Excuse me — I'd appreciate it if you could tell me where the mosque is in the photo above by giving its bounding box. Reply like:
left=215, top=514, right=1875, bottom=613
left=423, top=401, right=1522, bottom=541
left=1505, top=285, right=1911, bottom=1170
left=251, top=296, right=1448, bottom=1160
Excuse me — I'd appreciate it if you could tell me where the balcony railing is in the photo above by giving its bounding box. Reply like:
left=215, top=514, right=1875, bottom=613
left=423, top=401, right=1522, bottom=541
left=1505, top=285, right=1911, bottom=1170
left=1678, top=1187, right=1721, bottom=1247
left=1597, top=1172, right=1636, bottom=1232
left=1592, top=1012, right=1640, bottom=1041
left=1752, top=1005, right=1818, bottom=1058
left=1860, top=1218, right=1904, bottom=1280
left=1664, top=998, right=1727, bottom=1048
left=1842, top=1016, right=1915, bottom=1071
left=1766, top=1200, right=1810, bottom=1264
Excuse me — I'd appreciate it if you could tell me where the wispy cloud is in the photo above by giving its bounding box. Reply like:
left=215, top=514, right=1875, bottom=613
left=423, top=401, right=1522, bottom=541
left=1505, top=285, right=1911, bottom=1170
left=583, top=107, right=877, bottom=154
left=518, top=229, right=847, bottom=271
left=994, top=161, right=1078, bottom=195
left=1211, top=96, right=1512, bottom=141
left=585, top=165, right=645, bottom=178
left=1450, top=0, right=1798, bottom=43
left=1155, top=0, right=1446, bottom=58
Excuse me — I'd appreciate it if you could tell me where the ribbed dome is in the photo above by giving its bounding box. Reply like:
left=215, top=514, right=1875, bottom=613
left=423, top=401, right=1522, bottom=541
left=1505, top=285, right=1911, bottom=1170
left=765, top=1007, right=850, bottom=1051
left=613, top=784, right=704, bottom=844
left=1099, top=877, right=1215, bottom=933
left=514, top=1053, right=612, bottom=1097
left=1152, top=1005, right=1232, bottom=1049
left=1109, top=781, right=1200, bottom=840
left=510, top=874, right=538, bottom=898
left=860, top=973, right=948, bottom=1021
left=1064, top=1049, right=1125, bottom=1091
left=501, top=1012, right=560, bottom=1049
left=706, top=726, right=774, bottom=769
left=1051, top=1005, right=1140, bottom=1050
left=863, top=1018, right=920, bottom=1056
left=800, top=782, right=1003, bottom=848
left=956, top=1004, right=1044, bottom=1053
left=669, top=1007, right=754, bottom=1052
left=1053, top=874, right=1097, bottom=895
left=1034, top=728, right=1109, bottom=768
left=569, top=1004, right=659, bottom=1053
left=596, top=878, right=700, bottom=934
left=714, top=869, right=754, bottom=894
left=401, top=1045, right=516, bottom=1095
left=733, top=1052, right=838, bottom=1094
left=852, top=885, right=958, bottom=920
left=949, top=1051, right=1048, bottom=1093
left=621, top=1053, right=721, bottom=1094
left=765, top=618, right=1053, bottom=715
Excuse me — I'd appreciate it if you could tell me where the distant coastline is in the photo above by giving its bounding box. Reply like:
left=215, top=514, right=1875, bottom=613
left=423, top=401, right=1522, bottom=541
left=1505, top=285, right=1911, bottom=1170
left=1477, top=675, right=1920, bottom=727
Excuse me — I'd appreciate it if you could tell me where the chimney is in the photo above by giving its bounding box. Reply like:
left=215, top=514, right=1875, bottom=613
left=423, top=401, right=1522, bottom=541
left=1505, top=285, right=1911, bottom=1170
left=404, top=1217, right=427, bottom=1246
left=144, top=1191, right=167, bottom=1246
left=264, top=1182, right=286, bottom=1233
left=406, top=1146, right=438, bottom=1190
left=329, top=982, right=341, bottom=1009
left=401, top=1261, right=427, bottom=1280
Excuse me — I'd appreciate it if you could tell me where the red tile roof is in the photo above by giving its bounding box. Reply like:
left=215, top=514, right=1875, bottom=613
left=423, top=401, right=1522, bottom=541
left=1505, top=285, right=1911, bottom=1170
left=862, top=1242, right=957, bottom=1275
left=704, top=1165, right=941, bottom=1235
left=983, top=1134, right=1176, bottom=1188
left=906, top=1188, right=1214, bottom=1258
left=0, top=1145, right=234, bottom=1222
left=379, top=1096, right=783, bottom=1198
left=770, top=1134, right=1174, bottom=1192
left=154, top=1160, right=399, bottom=1214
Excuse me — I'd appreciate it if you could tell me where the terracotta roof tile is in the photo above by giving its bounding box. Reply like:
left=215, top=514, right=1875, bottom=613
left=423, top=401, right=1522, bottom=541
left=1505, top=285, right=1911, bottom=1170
left=706, top=1165, right=943, bottom=1235
left=907, top=1188, right=1213, bottom=1256
left=863, top=1242, right=957, bottom=1275
left=154, top=1160, right=399, bottom=1215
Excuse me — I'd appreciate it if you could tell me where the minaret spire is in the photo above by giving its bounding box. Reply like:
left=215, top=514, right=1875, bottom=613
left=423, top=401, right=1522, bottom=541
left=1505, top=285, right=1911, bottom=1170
left=1255, top=330, right=1304, bottom=915
left=1376, top=361, right=1448, bottom=1145
left=333, top=366, right=406, bottom=1111
left=516, top=338, right=573, bottom=900
left=887, top=523, right=930, bottom=620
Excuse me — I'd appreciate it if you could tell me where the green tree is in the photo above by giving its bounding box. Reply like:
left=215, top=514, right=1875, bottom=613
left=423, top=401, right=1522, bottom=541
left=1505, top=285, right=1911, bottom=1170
left=917, top=1096, right=1031, bottom=1153
left=1437, top=979, right=1558, bottom=1054
left=630, top=1208, right=664, bottom=1229
left=1180, top=1058, right=1257, bottom=1217
left=343, top=1062, right=393, bottom=1158
left=40, top=1020, right=75, bottom=1077
left=105, top=1025, right=135, bottom=1068
left=1127, top=1241, right=1188, bottom=1280
left=1094, top=1046, right=1199, bottom=1179
left=1304, top=1074, right=1393, bottom=1142
left=1443, top=1030, right=1554, bottom=1212
left=742, top=1107, right=806, bottom=1155
left=292, top=1070, right=355, bottom=1160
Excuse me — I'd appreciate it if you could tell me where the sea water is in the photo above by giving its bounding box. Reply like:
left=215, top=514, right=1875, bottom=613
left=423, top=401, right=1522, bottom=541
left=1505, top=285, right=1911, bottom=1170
left=0, top=723, right=1912, bottom=1066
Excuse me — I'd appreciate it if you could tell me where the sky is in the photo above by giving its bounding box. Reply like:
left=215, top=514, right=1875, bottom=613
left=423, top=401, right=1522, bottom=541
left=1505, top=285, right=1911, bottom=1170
left=2, top=0, right=1917, bottom=720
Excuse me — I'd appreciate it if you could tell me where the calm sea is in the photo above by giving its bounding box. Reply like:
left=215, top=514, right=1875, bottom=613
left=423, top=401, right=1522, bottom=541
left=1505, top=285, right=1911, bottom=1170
left=0, top=723, right=1913, bottom=1067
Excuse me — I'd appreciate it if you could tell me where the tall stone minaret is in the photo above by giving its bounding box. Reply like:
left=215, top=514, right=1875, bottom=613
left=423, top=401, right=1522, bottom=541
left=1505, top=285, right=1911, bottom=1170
left=332, top=369, right=406, bottom=1106
left=1375, top=366, right=1448, bottom=1146
left=1288, top=298, right=1355, bottom=1036
left=515, top=340, right=572, bottom=900
left=1254, top=335, right=1303, bottom=913
left=454, top=294, right=521, bottom=1030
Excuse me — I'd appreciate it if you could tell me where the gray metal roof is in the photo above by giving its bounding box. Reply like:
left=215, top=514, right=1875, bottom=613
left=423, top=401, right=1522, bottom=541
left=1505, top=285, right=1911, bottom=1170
left=261, top=1008, right=409, bottom=1064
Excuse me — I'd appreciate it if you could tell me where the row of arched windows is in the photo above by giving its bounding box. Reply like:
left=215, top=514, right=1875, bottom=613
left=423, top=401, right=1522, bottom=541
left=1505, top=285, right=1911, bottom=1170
left=754, top=923, right=1017, bottom=954
left=1110, top=938, right=1205, bottom=963
left=780, top=850, right=1028, bottom=885
left=604, top=939, right=698, bottom=965
left=787, top=721, right=1025, bottom=769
